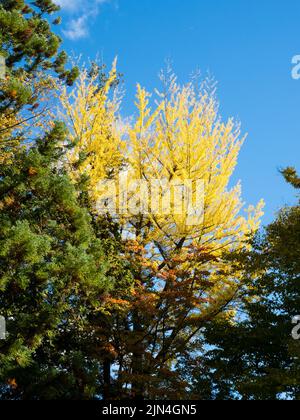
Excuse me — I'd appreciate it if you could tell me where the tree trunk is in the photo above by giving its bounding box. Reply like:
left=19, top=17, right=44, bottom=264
left=131, top=312, right=144, bottom=400
left=103, top=359, right=111, bottom=400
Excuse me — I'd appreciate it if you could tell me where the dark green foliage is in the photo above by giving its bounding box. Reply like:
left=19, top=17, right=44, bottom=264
left=0, top=122, right=130, bottom=399
left=0, top=1, right=133, bottom=400
left=180, top=169, right=300, bottom=400
left=282, top=167, right=300, bottom=189
left=0, top=0, right=79, bottom=112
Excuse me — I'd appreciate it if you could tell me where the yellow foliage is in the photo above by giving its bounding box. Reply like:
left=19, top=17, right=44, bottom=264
left=59, top=66, right=266, bottom=374
left=60, top=66, right=265, bottom=324
left=61, top=65, right=264, bottom=249
left=59, top=59, right=125, bottom=196
left=127, top=78, right=264, bottom=247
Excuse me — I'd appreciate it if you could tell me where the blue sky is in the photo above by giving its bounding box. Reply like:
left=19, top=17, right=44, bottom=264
left=56, top=0, right=300, bottom=224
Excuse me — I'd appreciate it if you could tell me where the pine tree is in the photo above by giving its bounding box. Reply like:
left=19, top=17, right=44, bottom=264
left=0, top=0, right=78, bottom=111
left=0, top=122, right=123, bottom=399
left=0, top=0, right=135, bottom=400
left=0, top=0, right=79, bottom=162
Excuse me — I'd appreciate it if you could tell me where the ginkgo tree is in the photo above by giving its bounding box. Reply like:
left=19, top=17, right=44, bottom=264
left=60, top=64, right=264, bottom=399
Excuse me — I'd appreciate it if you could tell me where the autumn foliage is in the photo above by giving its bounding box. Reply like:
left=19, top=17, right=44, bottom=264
left=59, top=62, right=264, bottom=398
left=3, top=1, right=299, bottom=402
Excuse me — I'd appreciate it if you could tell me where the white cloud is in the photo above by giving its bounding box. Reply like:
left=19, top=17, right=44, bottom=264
left=63, top=15, right=89, bottom=40
left=55, top=0, right=81, bottom=12
left=55, top=0, right=111, bottom=41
